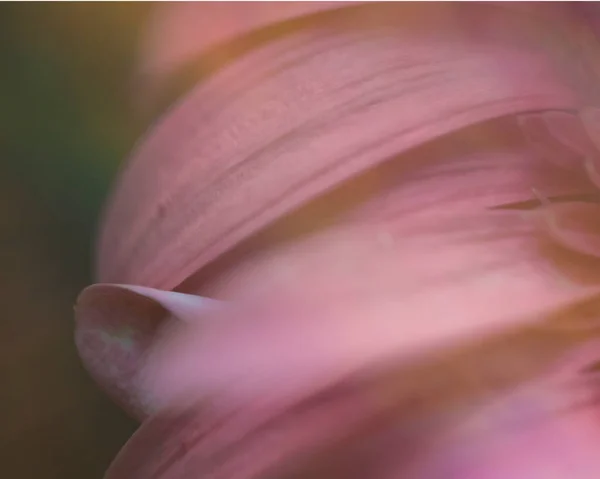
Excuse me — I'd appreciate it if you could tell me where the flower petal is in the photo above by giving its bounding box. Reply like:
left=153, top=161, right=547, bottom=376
left=74, top=283, right=219, bottom=418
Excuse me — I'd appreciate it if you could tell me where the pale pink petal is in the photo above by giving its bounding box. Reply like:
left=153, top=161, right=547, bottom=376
left=74, top=3, right=600, bottom=478
left=98, top=2, right=591, bottom=290
left=74, top=284, right=219, bottom=418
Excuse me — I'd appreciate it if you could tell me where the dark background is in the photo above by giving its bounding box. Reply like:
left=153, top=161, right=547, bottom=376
left=0, top=3, right=153, bottom=477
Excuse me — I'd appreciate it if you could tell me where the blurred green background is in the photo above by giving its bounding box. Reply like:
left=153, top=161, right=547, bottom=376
left=0, top=3, right=153, bottom=477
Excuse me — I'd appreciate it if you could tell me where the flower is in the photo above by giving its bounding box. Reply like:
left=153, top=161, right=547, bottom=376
left=75, top=3, right=600, bottom=478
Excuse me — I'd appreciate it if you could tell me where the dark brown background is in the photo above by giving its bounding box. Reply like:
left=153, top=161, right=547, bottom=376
left=0, top=3, right=153, bottom=477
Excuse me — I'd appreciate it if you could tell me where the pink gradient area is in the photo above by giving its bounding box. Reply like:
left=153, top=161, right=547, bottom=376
left=74, top=2, right=600, bottom=478
left=135, top=2, right=355, bottom=103
left=403, top=343, right=600, bottom=479
left=404, top=408, right=600, bottom=479
left=79, top=116, right=600, bottom=423
left=99, top=2, right=594, bottom=291
left=132, top=123, right=600, bottom=419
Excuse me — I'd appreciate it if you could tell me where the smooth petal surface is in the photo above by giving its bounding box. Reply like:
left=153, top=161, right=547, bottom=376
left=98, top=2, right=594, bottom=291
left=403, top=342, right=600, bottom=479
left=74, top=3, right=600, bottom=479
left=135, top=1, right=354, bottom=106
left=133, top=118, right=600, bottom=417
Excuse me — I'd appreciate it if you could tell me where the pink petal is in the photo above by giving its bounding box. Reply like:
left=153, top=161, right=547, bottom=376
left=98, top=2, right=591, bottom=290
left=75, top=3, right=600, bottom=478
left=74, top=284, right=219, bottom=418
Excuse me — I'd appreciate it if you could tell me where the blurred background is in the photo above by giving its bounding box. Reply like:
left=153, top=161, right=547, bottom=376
left=0, top=3, right=154, bottom=477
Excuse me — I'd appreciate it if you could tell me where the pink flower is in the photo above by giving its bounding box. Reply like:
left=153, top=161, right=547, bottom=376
left=75, top=3, right=600, bottom=478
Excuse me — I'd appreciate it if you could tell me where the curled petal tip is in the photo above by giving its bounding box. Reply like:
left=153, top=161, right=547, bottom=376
left=75, top=284, right=220, bottom=418
left=76, top=283, right=220, bottom=324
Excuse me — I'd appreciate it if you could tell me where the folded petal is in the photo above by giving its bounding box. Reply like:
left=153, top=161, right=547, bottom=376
left=74, top=283, right=220, bottom=418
